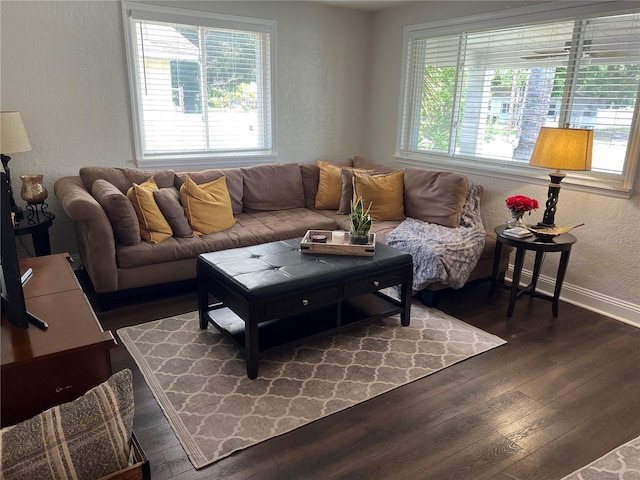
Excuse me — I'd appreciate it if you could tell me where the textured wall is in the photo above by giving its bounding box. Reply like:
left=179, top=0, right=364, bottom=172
left=366, top=1, right=640, bottom=307
left=0, top=1, right=371, bottom=255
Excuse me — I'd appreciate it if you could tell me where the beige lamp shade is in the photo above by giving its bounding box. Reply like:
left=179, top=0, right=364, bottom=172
left=529, top=127, right=593, bottom=171
left=0, top=111, right=32, bottom=154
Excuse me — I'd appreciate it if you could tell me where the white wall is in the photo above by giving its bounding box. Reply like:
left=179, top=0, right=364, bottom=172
left=367, top=1, right=640, bottom=321
left=2, top=0, right=638, bottom=321
left=0, top=0, right=371, bottom=254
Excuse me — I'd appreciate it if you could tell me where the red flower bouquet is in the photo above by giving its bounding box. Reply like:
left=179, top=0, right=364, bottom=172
left=506, top=195, right=539, bottom=215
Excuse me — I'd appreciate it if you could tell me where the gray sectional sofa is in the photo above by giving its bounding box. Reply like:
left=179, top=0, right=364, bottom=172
left=54, top=156, right=511, bottom=306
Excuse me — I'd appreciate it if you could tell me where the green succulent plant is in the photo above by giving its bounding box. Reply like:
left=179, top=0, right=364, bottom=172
left=349, top=196, right=372, bottom=238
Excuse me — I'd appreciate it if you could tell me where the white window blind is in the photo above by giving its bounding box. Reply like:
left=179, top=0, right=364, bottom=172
left=399, top=7, right=640, bottom=193
left=122, top=3, right=275, bottom=166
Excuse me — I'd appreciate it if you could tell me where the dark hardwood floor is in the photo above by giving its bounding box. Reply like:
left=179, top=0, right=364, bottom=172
left=88, top=274, right=640, bottom=480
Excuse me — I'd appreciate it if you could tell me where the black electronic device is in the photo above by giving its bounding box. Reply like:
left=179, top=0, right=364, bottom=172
left=0, top=168, right=48, bottom=330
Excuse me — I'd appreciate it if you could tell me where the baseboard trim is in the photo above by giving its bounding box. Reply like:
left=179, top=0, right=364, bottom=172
left=505, top=267, right=640, bottom=329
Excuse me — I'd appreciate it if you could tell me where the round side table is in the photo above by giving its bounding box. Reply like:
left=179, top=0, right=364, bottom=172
left=489, top=224, right=576, bottom=317
left=13, top=214, right=55, bottom=257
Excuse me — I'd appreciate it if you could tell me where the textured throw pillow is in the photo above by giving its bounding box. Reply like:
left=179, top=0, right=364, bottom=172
left=316, top=161, right=372, bottom=210
left=300, top=159, right=353, bottom=209
left=315, top=161, right=345, bottom=210
left=180, top=175, right=236, bottom=236
left=91, top=179, right=141, bottom=246
left=174, top=168, right=244, bottom=215
left=337, top=168, right=381, bottom=215
left=352, top=170, right=406, bottom=221
left=153, top=188, right=193, bottom=238
left=403, top=168, right=469, bottom=227
left=0, top=369, right=134, bottom=480
left=126, top=177, right=173, bottom=244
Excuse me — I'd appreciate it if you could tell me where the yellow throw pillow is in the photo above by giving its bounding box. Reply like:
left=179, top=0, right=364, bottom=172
left=180, top=175, right=236, bottom=236
left=315, top=161, right=372, bottom=210
left=126, top=177, right=173, bottom=244
left=352, top=170, right=405, bottom=221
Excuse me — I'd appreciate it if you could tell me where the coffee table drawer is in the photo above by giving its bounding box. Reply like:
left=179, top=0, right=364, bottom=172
left=344, top=270, right=409, bottom=298
left=265, top=287, right=339, bottom=319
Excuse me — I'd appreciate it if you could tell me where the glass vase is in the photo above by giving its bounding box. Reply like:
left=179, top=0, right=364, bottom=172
left=507, top=210, right=526, bottom=228
left=20, top=174, right=48, bottom=204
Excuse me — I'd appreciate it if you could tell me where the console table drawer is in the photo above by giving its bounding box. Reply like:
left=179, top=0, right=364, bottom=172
left=344, top=270, right=409, bottom=298
left=265, top=287, right=338, bottom=319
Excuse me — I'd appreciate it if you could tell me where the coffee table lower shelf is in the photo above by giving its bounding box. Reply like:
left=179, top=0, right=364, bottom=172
left=202, top=293, right=402, bottom=360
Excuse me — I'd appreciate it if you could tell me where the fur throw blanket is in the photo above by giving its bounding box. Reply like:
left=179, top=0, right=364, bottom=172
left=385, top=182, right=486, bottom=291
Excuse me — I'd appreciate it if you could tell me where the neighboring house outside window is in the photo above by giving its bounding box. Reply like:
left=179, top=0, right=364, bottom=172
left=122, top=2, right=275, bottom=169
left=398, top=3, right=640, bottom=196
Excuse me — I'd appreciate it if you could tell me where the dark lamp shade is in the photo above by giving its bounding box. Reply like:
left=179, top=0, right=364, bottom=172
left=0, top=111, right=32, bottom=154
left=529, top=127, right=593, bottom=171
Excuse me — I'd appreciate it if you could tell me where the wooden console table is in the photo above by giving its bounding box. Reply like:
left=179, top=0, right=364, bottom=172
left=1, top=253, right=116, bottom=427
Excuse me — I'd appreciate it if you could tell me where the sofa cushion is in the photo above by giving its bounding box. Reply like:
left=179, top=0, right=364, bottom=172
left=300, top=158, right=352, bottom=209
left=180, top=175, right=236, bottom=236
left=403, top=168, right=468, bottom=227
left=174, top=168, right=244, bottom=215
left=127, top=177, right=173, bottom=244
left=242, top=163, right=305, bottom=211
left=115, top=209, right=337, bottom=269
left=353, top=170, right=405, bottom=221
left=80, top=166, right=175, bottom=193
left=352, top=155, right=397, bottom=173
left=92, top=179, right=141, bottom=246
left=153, top=187, right=193, bottom=238
left=0, top=369, right=134, bottom=480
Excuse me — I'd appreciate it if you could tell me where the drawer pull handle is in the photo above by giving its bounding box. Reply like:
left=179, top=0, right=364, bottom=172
left=302, top=299, right=309, bottom=306
left=56, top=385, right=73, bottom=393
left=373, top=281, right=379, bottom=287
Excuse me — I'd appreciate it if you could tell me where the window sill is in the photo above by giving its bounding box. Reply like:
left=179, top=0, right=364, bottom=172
left=394, top=152, right=633, bottom=199
left=137, top=152, right=278, bottom=171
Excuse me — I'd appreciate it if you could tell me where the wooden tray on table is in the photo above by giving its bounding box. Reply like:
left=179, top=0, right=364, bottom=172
left=300, top=230, right=376, bottom=257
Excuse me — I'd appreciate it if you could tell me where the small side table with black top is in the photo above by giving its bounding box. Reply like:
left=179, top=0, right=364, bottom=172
left=489, top=224, right=576, bottom=317
left=13, top=214, right=55, bottom=257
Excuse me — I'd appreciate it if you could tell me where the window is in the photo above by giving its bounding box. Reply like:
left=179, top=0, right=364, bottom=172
left=398, top=4, right=640, bottom=195
left=122, top=2, right=275, bottom=167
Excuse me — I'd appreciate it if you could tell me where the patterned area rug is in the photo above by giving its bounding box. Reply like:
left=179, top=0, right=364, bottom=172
left=561, top=434, right=640, bottom=480
left=117, top=301, right=506, bottom=469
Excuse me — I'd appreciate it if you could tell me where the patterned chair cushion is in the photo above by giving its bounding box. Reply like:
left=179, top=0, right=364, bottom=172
left=0, top=369, right=134, bottom=480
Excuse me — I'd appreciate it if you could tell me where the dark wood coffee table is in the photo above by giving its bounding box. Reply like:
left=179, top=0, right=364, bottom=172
left=197, top=238, right=413, bottom=379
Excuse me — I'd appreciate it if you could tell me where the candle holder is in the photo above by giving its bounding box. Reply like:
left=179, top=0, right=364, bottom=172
left=20, top=174, right=52, bottom=224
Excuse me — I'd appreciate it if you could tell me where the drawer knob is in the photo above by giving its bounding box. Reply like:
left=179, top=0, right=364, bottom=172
left=302, top=299, right=309, bottom=306
left=373, top=281, right=379, bottom=287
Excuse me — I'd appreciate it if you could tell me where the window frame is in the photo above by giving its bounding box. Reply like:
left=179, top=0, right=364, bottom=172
left=122, top=2, right=276, bottom=169
left=396, top=1, right=640, bottom=198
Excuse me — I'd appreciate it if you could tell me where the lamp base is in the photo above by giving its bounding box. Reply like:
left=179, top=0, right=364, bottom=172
left=536, top=221, right=556, bottom=228
left=540, top=170, right=565, bottom=227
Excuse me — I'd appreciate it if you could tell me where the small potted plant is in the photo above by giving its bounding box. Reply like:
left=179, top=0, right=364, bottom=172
left=349, top=196, right=372, bottom=245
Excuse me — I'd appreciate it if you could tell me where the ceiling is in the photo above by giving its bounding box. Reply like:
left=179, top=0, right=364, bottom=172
left=312, top=0, right=409, bottom=12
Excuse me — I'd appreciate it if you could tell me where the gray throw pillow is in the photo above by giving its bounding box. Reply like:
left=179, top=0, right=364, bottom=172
left=153, top=188, right=193, bottom=238
left=1, top=369, right=135, bottom=480
left=92, top=179, right=141, bottom=246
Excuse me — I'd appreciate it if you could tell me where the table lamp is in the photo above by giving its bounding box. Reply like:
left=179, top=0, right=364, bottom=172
left=1, top=112, right=32, bottom=220
left=529, top=126, right=593, bottom=227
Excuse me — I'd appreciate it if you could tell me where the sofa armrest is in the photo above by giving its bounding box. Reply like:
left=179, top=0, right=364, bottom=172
left=54, top=176, right=118, bottom=293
